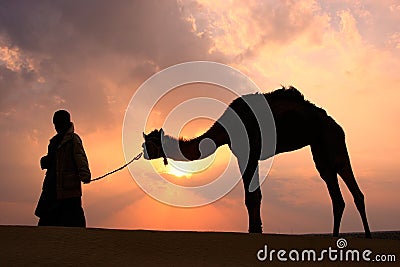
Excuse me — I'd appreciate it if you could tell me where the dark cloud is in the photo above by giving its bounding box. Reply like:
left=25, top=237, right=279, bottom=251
left=0, top=0, right=224, bottom=131
left=0, top=0, right=215, bottom=63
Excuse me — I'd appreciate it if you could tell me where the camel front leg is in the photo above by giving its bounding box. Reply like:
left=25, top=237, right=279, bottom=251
left=239, top=158, right=262, bottom=233
left=245, top=189, right=262, bottom=233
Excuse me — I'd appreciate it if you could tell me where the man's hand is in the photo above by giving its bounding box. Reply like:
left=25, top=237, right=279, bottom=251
left=40, top=155, right=49, bottom=170
left=82, top=178, right=91, bottom=184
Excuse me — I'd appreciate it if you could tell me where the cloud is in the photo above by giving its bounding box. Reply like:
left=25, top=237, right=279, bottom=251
left=181, top=0, right=331, bottom=58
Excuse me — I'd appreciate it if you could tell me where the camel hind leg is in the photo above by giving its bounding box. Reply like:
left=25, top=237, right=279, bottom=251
left=311, top=143, right=345, bottom=237
left=313, top=123, right=371, bottom=238
left=335, top=143, right=372, bottom=238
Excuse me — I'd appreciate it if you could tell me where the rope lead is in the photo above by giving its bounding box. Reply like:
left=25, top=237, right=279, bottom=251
left=90, top=152, right=143, bottom=182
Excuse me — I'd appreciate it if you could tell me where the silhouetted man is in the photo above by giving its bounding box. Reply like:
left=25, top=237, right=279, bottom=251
left=35, top=110, right=91, bottom=227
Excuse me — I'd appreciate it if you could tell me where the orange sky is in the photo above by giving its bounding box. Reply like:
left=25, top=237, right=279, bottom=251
left=0, top=0, right=399, bottom=234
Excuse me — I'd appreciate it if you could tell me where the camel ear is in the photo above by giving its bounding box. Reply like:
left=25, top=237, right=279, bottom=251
left=142, top=132, right=146, bottom=138
left=160, top=128, right=164, bottom=137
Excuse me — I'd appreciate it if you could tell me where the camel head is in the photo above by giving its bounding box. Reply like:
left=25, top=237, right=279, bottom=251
left=142, top=128, right=168, bottom=165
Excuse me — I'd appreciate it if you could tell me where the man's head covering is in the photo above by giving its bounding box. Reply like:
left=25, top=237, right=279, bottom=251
left=53, top=110, right=71, bottom=124
left=53, top=110, right=71, bottom=134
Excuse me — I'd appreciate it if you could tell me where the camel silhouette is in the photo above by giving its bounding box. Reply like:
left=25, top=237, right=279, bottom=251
left=142, top=86, right=371, bottom=238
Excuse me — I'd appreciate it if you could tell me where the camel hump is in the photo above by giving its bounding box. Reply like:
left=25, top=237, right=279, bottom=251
left=268, top=86, right=305, bottom=101
left=264, top=86, right=328, bottom=117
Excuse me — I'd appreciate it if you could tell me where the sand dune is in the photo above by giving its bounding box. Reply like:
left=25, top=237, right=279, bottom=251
left=1, top=226, right=398, bottom=266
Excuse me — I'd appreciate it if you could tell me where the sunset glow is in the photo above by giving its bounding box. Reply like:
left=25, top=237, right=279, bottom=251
left=163, top=164, right=193, bottom=178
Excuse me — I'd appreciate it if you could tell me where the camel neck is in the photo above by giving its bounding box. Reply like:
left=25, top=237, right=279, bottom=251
left=163, top=122, right=229, bottom=162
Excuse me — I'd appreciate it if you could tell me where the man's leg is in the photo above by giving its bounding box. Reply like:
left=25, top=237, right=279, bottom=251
left=59, top=197, right=86, bottom=227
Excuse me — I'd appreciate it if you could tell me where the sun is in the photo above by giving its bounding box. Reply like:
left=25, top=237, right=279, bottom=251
left=153, top=160, right=193, bottom=178
left=164, top=164, right=192, bottom=178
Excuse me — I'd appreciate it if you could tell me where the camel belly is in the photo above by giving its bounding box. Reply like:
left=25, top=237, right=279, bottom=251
left=260, top=109, right=316, bottom=159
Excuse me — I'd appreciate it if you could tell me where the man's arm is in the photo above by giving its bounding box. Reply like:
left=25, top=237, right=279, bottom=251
left=72, top=135, right=91, bottom=184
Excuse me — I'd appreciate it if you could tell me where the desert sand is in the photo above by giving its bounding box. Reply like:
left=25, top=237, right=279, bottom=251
left=0, top=226, right=398, bottom=266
